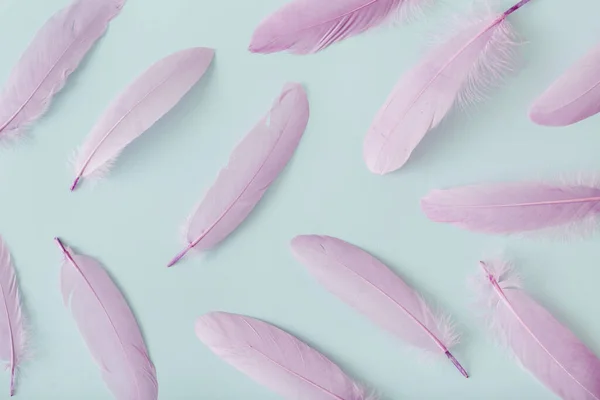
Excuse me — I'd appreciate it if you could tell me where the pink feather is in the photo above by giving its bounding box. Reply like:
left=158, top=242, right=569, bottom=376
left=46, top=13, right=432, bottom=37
left=249, top=0, right=430, bottom=55
left=290, top=235, right=467, bottom=378
left=421, top=180, right=600, bottom=235
left=167, top=83, right=309, bottom=267
left=530, top=43, right=600, bottom=126
left=0, top=237, right=26, bottom=397
left=476, top=259, right=600, bottom=400
left=0, top=0, right=125, bottom=139
left=363, top=1, right=530, bottom=174
left=56, top=238, right=158, bottom=400
left=196, top=312, right=376, bottom=400
left=70, top=47, right=214, bottom=190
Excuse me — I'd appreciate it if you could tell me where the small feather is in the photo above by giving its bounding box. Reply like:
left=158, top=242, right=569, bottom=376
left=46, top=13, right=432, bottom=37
left=196, top=312, right=376, bottom=400
left=476, top=259, right=600, bottom=400
left=70, top=47, right=214, bottom=190
left=0, top=0, right=125, bottom=139
left=249, top=0, right=431, bottom=55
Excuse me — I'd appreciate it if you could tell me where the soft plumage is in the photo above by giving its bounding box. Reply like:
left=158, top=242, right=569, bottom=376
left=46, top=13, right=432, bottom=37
left=476, top=259, right=600, bottom=400
left=56, top=238, right=158, bottom=400
left=249, top=0, right=431, bottom=54
left=196, top=312, right=376, bottom=400
left=0, top=0, right=125, bottom=139
left=71, top=47, right=214, bottom=190
left=167, top=83, right=309, bottom=267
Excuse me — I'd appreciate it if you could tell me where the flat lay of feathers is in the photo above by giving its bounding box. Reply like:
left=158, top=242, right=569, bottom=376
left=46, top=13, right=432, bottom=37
left=363, top=0, right=531, bottom=174
left=421, top=179, right=600, bottom=235
left=530, top=42, right=600, bottom=126
left=70, top=47, right=215, bottom=190
left=0, top=0, right=125, bottom=139
left=0, top=237, right=26, bottom=397
left=196, top=312, right=376, bottom=400
left=249, top=0, right=431, bottom=55
left=167, top=83, right=309, bottom=267
left=476, top=260, right=600, bottom=400
left=56, top=238, right=158, bottom=400
left=290, top=234, right=468, bottom=377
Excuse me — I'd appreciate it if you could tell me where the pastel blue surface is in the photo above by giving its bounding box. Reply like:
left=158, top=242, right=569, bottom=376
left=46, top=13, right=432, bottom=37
left=0, top=0, right=599, bottom=399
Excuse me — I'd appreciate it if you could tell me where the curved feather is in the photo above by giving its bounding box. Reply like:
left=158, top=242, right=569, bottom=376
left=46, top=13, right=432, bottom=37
left=477, top=260, right=600, bottom=400
left=421, top=181, right=600, bottom=235
left=167, top=83, right=309, bottom=267
left=56, top=238, right=158, bottom=400
left=290, top=235, right=467, bottom=377
left=71, top=47, right=214, bottom=190
left=249, top=0, right=430, bottom=54
left=0, top=237, right=25, bottom=397
left=530, top=43, right=600, bottom=127
left=196, top=312, right=375, bottom=400
left=0, top=0, right=125, bottom=139
left=364, top=10, right=517, bottom=174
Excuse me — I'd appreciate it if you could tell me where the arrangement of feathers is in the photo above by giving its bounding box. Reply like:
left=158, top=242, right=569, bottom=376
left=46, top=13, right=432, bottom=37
left=167, top=83, right=309, bottom=267
left=249, top=0, right=431, bottom=54
left=291, top=235, right=468, bottom=378
left=0, top=0, right=125, bottom=139
left=56, top=238, right=158, bottom=400
left=363, top=0, right=530, bottom=174
left=70, top=47, right=215, bottom=190
left=530, top=42, right=600, bottom=126
left=476, top=260, right=600, bottom=400
left=196, top=312, right=376, bottom=400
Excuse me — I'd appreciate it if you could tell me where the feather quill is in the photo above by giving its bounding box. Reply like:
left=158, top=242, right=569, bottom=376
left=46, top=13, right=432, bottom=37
left=530, top=43, right=600, bottom=126
left=363, top=0, right=531, bottom=174
left=291, top=235, right=467, bottom=378
left=421, top=179, right=600, bottom=235
left=0, top=237, right=25, bottom=397
left=167, top=83, right=309, bottom=267
left=249, top=0, right=431, bottom=55
left=70, top=47, right=214, bottom=190
left=196, top=312, right=376, bottom=400
left=476, top=259, right=600, bottom=400
left=56, top=238, right=158, bottom=400
left=0, top=0, right=125, bottom=139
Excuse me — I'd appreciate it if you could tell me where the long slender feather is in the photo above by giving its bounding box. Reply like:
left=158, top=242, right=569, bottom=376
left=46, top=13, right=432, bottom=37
left=363, top=0, right=530, bottom=174
left=196, top=312, right=376, bottom=400
left=476, top=259, right=600, bottom=400
left=56, top=238, right=158, bottom=400
left=0, top=237, right=25, bottom=397
left=290, top=235, right=467, bottom=378
left=0, top=0, right=125, bottom=139
left=530, top=43, right=600, bottom=126
left=249, top=0, right=431, bottom=55
left=70, top=47, right=214, bottom=190
left=167, top=83, right=309, bottom=267
left=421, top=180, right=600, bottom=235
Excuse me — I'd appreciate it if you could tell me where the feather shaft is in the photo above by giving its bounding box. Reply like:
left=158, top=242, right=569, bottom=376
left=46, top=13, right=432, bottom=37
left=503, top=0, right=532, bottom=16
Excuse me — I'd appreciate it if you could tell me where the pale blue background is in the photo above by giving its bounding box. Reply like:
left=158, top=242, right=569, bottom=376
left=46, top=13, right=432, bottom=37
left=0, top=0, right=598, bottom=399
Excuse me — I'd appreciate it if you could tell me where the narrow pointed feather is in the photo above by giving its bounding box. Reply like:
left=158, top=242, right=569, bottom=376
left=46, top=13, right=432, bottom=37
left=0, top=237, right=25, bottom=397
left=291, top=235, right=467, bottom=378
left=249, top=0, right=430, bottom=54
left=56, top=238, right=158, bottom=400
left=476, top=260, right=600, bottom=400
left=421, top=181, right=600, bottom=235
left=0, top=0, right=125, bottom=139
left=364, top=5, right=521, bottom=174
left=71, top=47, right=214, bottom=190
left=196, top=312, right=376, bottom=400
left=168, top=83, right=309, bottom=267
left=530, top=43, right=600, bottom=126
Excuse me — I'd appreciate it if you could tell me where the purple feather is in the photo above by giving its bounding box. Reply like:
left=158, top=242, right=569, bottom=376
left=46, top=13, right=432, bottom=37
left=196, top=312, right=376, bottom=400
left=476, top=260, right=600, bottom=400
left=0, top=0, right=125, bottom=139
left=167, top=83, right=309, bottom=267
